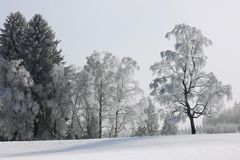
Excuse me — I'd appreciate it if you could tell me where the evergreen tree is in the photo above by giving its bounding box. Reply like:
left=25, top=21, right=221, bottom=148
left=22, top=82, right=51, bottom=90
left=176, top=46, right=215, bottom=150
left=144, top=98, right=159, bottom=136
left=20, top=14, right=64, bottom=138
left=21, top=14, right=63, bottom=84
left=134, top=126, right=147, bottom=137
left=0, top=57, right=39, bottom=141
left=161, top=116, right=178, bottom=135
left=133, top=97, right=159, bottom=137
left=0, top=12, right=27, bottom=61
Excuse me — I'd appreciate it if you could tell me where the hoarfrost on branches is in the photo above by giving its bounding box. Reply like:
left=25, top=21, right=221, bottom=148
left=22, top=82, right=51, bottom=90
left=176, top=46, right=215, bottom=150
left=0, top=58, right=39, bottom=140
left=150, top=24, right=232, bottom=134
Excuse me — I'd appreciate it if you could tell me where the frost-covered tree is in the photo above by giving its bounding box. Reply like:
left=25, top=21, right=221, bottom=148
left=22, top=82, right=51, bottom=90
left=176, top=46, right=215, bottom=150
left=0, top=13, right=39, bottom=140
left=21, top=14, right=63, bottom=84
left=71, top=52, right=142, bottom=138
left=0, top=57, right=39, bottom=140
left=44, top=64, right=73, bottom=139
left=134, top=126, right=147, bottom=137
left=161, top=115, right=178, bottom=135
left=144, top=97, right=159, bottom=136
left=110, top=57, right=142, bottom=137
left=150, top=24, right=232, bottom=134
left=69, top=68, right=98, bottom=139
left=0, top=12, right=27, bottom=61
left=202, top=102, right=240, bottom=134
left=83, top=51, right=116, bottom=138
left=20, top=14, right=64, bottom=138
left=133, top=97, right=159, bottom=136
left=134, top=96, right=148, bottom=128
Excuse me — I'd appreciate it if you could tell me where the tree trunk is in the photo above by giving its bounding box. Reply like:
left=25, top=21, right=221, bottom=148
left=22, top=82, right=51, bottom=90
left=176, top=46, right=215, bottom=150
left=114, top=110, right=119, bottom=138
left=189, top=116, right=196, bottom=134
left=33, top=116, right=39, bottom=137
left=99, top=103, right=102, bottom=138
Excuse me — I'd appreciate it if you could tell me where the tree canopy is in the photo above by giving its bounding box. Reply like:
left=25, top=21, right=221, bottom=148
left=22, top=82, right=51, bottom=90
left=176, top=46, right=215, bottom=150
left=150, top=24, right=232, bottom=134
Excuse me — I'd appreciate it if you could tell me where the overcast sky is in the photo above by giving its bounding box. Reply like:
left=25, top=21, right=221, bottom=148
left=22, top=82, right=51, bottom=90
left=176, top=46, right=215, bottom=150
left=1, top=0, right=240, bottom=106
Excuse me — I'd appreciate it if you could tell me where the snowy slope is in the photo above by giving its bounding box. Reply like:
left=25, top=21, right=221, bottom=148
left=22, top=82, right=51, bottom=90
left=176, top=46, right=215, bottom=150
left=1, top=133, right=240, bottom=160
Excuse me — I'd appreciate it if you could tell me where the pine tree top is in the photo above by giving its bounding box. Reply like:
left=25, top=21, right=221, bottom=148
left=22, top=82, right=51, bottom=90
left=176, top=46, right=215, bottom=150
left=0, top=12, right=27, bottom=61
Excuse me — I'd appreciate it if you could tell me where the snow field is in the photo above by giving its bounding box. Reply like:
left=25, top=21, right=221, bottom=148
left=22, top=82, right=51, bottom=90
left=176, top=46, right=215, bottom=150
left=1, top=133, right=240, bottom=160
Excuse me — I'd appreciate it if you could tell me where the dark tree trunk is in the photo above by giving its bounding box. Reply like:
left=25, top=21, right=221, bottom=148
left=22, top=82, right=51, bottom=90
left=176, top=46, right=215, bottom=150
left=33, top=115, right=39, bottom=137
left=114, top=110, right=119, bottom=138
left=53, top=120, right=57, bottom=137
left=99, top=102, right=102, bottom=138
left=11, top=131, right=18, bottom=141
left=86, top=111, right=92, bottom=138
left=189, top=116, right=196, bottom=134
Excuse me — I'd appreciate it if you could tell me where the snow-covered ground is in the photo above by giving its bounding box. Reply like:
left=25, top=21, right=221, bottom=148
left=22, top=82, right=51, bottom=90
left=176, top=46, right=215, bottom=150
left=1, top=133, right=240, bottom=160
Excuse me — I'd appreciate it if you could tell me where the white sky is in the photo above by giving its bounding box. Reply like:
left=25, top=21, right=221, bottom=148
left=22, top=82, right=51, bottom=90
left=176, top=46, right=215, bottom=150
left=1, top=0, right=240, bottom=107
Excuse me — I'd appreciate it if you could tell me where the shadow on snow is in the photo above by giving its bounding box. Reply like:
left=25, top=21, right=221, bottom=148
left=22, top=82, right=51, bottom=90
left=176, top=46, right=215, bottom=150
left=0, top=137, right=143, bottom=158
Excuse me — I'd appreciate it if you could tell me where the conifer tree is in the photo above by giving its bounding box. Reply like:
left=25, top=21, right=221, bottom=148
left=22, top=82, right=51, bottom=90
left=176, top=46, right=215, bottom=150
left=21, top=14, right=63, bottom=85
left=161, top=116, right=178, bottom=135
left=0, top=58, right=39, bottom=141
left=0, top=12, right=26, bottom=61
left=21, top=14, right=64, bottom=138
left=144, top=98, right=159, bottom=136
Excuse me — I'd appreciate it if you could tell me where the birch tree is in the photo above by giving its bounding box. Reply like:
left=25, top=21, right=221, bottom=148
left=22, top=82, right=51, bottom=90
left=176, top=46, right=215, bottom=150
left=84, top=51, right=116, bottom=138
left=150, top=24, right=232, bottom=134
left=110, top=57, right=142, bottom=137
left=70, top=68, right=98, bottom=139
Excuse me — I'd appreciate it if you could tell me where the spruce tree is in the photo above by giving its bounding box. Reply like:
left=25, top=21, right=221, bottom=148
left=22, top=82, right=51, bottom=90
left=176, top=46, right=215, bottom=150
left=21, top=14, right=64, bottom=138
left=21, top=14, right=63, bottom=85
left=161, top=116, right=178, bottom=135
left=0, top=12, right=26, bottom=61
left=144, top=98, right=159, bottom=136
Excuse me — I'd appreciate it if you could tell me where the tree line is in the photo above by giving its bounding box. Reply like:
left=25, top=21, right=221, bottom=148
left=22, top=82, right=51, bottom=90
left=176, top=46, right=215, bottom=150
left=0, top=12, right=232, bottom=141
left=202, top=102, right=240, bottom=134
left=0, top=12, right=160, bottom=141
